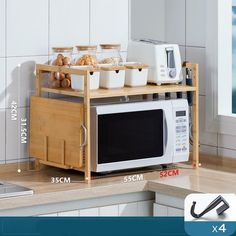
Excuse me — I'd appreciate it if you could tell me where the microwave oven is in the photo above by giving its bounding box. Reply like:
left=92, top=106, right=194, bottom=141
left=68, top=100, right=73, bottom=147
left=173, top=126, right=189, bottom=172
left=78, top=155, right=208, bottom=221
left=90, top=99, right=189, bottom=172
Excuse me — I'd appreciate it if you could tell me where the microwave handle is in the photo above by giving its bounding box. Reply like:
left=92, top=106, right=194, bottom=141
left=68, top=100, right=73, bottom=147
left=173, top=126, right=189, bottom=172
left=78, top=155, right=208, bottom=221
left=164, top=118, right=168, bottom=149
left=80, top=124, right=87, bottom=148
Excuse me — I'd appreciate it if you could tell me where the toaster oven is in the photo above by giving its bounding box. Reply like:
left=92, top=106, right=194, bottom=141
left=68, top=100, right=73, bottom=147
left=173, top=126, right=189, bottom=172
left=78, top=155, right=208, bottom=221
left=127, top=40, right=183, bottom=85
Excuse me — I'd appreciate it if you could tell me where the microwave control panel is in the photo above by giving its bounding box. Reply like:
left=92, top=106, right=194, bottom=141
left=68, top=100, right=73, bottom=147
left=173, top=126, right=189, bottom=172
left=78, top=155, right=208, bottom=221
left=175, top=110, right=188, bottom=154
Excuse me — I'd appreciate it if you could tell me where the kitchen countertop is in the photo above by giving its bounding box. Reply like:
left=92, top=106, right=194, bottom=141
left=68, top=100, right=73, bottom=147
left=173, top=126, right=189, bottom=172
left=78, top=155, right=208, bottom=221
left=0, top=157, right=236, bottom=211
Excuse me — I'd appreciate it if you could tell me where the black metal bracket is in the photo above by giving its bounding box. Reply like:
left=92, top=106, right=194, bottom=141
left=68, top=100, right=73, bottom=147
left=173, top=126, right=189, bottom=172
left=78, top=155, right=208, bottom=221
left=190, top=195, right=230, bottom=219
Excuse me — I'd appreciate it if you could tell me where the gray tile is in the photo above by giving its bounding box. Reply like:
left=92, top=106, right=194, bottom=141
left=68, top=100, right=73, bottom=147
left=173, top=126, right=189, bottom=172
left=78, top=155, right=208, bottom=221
left=0, top=0, right=5, bottom=57
left=131, top=0, right=166, bottom=42
left=186, top=47, right=206, bottom=96
left=0, top=58, right=6, bottom=109
left=186, top=0, right=206, bottom=47
left=165, top=0, right=186, bottom=45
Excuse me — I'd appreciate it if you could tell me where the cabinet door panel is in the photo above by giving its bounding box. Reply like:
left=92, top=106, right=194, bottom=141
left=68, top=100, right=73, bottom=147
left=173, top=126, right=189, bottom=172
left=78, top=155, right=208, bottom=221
left=30, top=97, right=84, bottom=168
left=168, top=207, right=184, bottom=216
left=153, top=203, right=168, bottom=216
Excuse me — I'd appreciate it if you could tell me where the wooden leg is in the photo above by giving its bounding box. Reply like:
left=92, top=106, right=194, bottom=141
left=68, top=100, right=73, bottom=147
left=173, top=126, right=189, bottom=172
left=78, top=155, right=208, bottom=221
left=192, top=65, right=200, bottom=169
left=34, top=158, right=41, bottom=171
left=84, top=72, right=91, bottom=183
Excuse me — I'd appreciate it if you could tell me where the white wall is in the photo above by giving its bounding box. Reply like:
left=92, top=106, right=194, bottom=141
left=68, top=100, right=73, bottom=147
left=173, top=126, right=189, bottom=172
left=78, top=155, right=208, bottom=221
left=131, top=0, right=236, bottom=159
left=0, top=0, right=129, bottom=164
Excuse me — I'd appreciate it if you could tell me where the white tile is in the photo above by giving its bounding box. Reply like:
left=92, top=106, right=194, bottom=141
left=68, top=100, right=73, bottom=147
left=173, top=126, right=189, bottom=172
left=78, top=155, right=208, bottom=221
left=58, top=210, right=79, bottom=216
left=6, top=56, right=48, bottom=108
left=200, top=145, right=218, bottom=156
left=0, top=58, right=6, bottom=108
left=79, top=208, right=99, bottom=216
left=6, top=0, right=48, bottom=56
left=138, top=200, right=153, bottom=216
left=153, top=203, right=168, bottom=217
left=186, top=47, right=206, bottom=96
left=131, top=0, right=166, bottom=42
left=186, top=0, right=206, bottom=47
left=6, top=107, right=29, bottom=162
left=119, top=202, right=138, bottom=216
left=199, top=96, right=218, bottom=146
left=49, top=0, right=89, bottom=52
left=0, top=0, right=5, bottom=57
left=99, top=205, right=119, bottom=216
left=121, top=52, right=127, bottom=62
left=165, top=0, right=185, bottom=45
left=0, top=109, right=5, bottom=163
left=167, top=207, right=184, bottom=216
left=90, top=0, right=129, bottom=51
left=218, top=148, right=236, bottom=159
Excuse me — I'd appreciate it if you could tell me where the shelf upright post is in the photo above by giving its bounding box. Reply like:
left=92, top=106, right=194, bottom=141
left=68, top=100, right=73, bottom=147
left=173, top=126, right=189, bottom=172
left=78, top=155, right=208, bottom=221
left=83, top=71, right=91, bottom=182
left=190, top=63, right=200, bottom=168
left=35, top=66, right=42, bottom=97
left=34, top=65, right=42, bottom=171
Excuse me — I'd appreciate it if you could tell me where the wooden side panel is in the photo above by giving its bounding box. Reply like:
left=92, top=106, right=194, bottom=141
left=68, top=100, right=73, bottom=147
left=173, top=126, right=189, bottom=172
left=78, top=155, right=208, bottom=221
left=30, top=96, right=84, bottom=168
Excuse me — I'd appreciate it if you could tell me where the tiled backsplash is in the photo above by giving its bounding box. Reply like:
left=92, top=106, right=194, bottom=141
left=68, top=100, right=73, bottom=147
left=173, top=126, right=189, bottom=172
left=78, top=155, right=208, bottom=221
left=0, top=0, right=129, bottom=164
left=2, top=0, right=235, bottom=165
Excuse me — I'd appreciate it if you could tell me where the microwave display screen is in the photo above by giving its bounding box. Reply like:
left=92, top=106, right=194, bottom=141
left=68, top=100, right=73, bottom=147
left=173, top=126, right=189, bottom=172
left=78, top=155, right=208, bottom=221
left=98, top=110, right=164, bottom=164
left=176, top=111, right=186, bottom=117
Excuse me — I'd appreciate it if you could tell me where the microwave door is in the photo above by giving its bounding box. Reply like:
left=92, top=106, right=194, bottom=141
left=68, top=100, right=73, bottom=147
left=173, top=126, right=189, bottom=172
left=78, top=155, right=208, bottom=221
left=97, top=110, right=164, bottom=163
left=94, top=106, right=174, bottom=172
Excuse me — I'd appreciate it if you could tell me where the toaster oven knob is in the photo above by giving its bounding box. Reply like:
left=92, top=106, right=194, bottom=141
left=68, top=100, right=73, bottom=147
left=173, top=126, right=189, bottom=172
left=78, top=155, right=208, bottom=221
left=169, top=69, right=177, bottom=78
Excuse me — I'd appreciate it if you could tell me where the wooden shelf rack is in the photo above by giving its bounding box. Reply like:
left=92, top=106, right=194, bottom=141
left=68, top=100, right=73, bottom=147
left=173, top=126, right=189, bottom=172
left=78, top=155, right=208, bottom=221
left=31, top=63, right=199, bottom=182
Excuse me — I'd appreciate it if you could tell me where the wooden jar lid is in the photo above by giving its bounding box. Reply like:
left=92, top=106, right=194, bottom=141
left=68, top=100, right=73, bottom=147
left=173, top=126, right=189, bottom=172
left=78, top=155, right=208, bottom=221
left=76, top=45, right=97, bottom=51
left=100, top=44, right=121, bottom=49
left=52, top=47, right=73, bottom=52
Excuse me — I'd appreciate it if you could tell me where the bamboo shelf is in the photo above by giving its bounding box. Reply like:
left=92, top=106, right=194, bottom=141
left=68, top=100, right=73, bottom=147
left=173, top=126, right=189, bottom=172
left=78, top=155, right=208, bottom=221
left=31, top=63, right=199, bottom=182
left=41, top=84, right=197, bottom=99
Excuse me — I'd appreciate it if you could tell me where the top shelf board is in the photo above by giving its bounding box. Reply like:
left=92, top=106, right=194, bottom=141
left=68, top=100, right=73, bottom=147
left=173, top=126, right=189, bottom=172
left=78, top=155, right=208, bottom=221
left=41, top=84, right=197, bottom=99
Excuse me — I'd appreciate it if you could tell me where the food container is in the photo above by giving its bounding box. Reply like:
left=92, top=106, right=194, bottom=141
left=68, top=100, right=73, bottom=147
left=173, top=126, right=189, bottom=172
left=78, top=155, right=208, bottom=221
left=50, top=47, right=73, bottom=88
left=124, top=63, right=149, bottom=87
left=99, top=66, right=126, bottom=89
left=99, top=44, right=123, bottom=65
left=71, top=66, right=100, bottom=91
left=75, top=45, right=98, bottom=67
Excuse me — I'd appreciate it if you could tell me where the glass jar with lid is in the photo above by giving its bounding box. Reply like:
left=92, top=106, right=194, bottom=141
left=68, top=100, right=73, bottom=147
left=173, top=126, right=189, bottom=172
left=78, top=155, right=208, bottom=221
left=51, top=47, right=73, bottom=66
left=99, top=44, right=123, bottom=65
left=49, top=47, right=73, bottom=88
left=75, top=45, right=98, bottom=67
